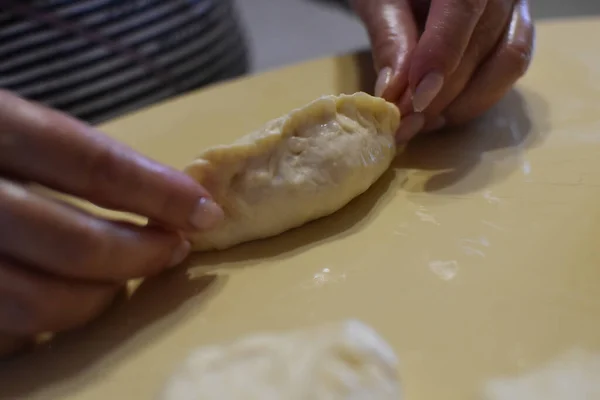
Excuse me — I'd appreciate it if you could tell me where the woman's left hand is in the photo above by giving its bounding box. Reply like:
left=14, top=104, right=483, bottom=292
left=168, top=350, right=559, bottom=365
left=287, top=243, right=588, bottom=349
left=352, top=0, right=535, bottom=141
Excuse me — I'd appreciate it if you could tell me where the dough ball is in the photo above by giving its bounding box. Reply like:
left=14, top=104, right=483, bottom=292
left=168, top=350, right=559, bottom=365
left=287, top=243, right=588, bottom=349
left=159, top=320, right=402, bottom=400
left=185, top=92, right=401, bottom=251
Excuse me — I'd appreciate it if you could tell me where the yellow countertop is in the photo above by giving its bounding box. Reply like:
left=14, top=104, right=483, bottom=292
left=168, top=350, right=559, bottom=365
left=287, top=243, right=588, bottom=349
left=2, top=16, right=600, bottom=400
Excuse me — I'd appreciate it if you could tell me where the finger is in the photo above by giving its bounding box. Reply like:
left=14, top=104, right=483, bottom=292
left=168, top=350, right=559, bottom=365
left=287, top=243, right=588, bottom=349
left=352, top=0, right=419, bottom=102
left=443, top=0, right=534, bottom=125
left=0, top=90, right=223, bottom=232
left=408, top=0, right=488, bottom=112
left=0, top=257, right=118, bottom=336
left=0, top=179, right=192, bottom=281
left=420, top=0, right=514, bottom=127
left=396, top=113, right=426, bottom=143
left=0, top=333, right=27, bottom=356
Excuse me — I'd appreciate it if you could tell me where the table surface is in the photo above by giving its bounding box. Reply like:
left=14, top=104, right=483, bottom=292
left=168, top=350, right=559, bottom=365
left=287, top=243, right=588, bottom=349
left=1, top=16, right=600, bottom=400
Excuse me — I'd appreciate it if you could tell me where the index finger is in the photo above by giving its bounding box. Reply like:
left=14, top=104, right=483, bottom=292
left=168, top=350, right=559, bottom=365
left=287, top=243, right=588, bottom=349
left=352, top=0, right=419, bottom=102
left=408, top=0, right=489, bottom=112
left=0, top=90, right=223, bottom=231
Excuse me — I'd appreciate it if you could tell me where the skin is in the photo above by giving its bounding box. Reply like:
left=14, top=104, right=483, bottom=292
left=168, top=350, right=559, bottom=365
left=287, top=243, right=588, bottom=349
left=0, top=91, right=224, bottom=354
left=0, top=0, right=535, bottom=355
left=353, top=0, right=535, bottom=141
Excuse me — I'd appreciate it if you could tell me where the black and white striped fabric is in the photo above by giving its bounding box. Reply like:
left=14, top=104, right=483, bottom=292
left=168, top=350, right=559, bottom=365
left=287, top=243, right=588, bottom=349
left=0, top=0, right=250, bottom=124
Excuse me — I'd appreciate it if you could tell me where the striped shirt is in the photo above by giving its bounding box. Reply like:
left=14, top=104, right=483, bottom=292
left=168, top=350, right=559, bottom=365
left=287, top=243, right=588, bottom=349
left=0, top=0, right=250, bottom=124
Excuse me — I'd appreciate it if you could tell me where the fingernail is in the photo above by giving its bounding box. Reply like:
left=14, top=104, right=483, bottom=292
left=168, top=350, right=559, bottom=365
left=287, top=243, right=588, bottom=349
left=375, top=67, right=393, bottom=98
left=190, top=197, right=224, bottom=230
left=396, top=113, right=426, bottom=143
left=412, top=72, right=444, bottom=112
left=169, top=240, right=191, bottom=268
left=422, top=115, right=446, bottom=133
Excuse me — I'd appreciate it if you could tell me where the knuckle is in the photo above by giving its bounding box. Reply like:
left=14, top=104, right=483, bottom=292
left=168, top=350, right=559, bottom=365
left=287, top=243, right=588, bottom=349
left=84, top=144, right=167, bottom=219
left=86, top=146, right=120, bottom=190
left=85, top=144, right=137, bottom=201
left=425, top=35, right=465, bottom=73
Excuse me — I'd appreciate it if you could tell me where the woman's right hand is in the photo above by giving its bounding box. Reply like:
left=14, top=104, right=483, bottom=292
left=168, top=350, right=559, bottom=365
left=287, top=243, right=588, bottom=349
left=354, top=0, right=534, bottom=140
left=0, top=90, right=223, bottom=355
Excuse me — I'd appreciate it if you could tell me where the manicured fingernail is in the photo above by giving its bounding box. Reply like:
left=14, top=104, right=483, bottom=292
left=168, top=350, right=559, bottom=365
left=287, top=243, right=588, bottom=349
left=412, top=72, right=444, bottom=112
left=169, top=240, right=191, bottom=268
left=423, top=115, right=446, bottom=133
left=375, top=67, right=393, bottom=98
left=190, top=197, right=224, bottom=230
left=396, top=113, right=425, bottom=143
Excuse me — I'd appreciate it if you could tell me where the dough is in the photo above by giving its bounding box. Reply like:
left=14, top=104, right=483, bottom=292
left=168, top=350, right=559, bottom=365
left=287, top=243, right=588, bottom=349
left=483, top=349, right=600, bottom=400
left=159, top=320, right=402, bottom=400
left=185, top=92, right=400, bottom=251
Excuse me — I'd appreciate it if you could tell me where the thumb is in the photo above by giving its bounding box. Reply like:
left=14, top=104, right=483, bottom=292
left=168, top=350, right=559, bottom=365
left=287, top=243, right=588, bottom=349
left=352, top=0, right=419, bottom=102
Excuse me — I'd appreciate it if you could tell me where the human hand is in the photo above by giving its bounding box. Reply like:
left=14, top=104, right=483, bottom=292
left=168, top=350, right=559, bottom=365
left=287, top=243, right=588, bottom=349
left=353, top=0, right=535, bottom=141
left=0, top=90, right=223, bottom=355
